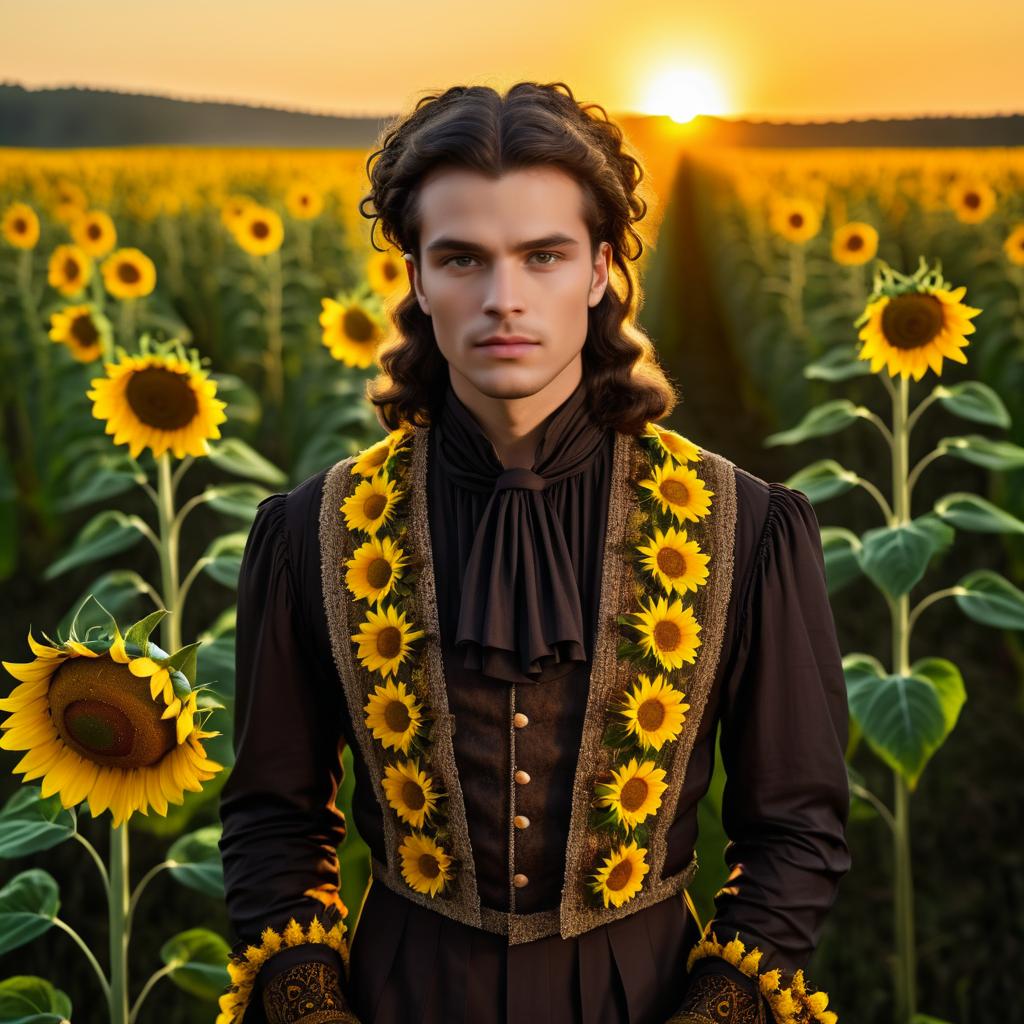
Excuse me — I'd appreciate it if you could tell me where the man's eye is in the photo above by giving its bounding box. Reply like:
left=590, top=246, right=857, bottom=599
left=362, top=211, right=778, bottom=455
left=442, top=252, right=563, bottom=267
left=531, top=252, right=562, bottom=264
left=444, top=255, right=477, bottom=267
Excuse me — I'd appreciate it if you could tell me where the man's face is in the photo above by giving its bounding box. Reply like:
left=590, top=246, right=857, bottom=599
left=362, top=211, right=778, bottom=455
left=405, top=165, right=611, bottom=401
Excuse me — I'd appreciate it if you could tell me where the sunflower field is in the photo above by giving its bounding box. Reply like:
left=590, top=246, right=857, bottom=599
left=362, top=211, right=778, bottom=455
left=1, top=140, right=1024, bottom=1023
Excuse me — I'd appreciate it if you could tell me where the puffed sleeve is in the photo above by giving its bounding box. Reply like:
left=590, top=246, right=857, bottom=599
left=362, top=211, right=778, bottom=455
left=670, top=482, right=851, bottom=1024
left=217, top=492, right=360, bottom=1024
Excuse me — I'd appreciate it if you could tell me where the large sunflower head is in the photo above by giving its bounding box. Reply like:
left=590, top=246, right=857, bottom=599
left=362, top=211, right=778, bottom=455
left=947, top=179, right=997, bottom=224
left=630, top=594, right=702, bottom=673
left=345, top=533, right=410, bottom=605
left=382, top=757, right=441, bottom=829
left=617, top=671, right=690, bottom=752
left=636, top=525, right=710, bottom=597
left=832, top=222, right=879, bottom=267
left=351, top=604, right=425, bottom=680
left=341, top=472, right=403, bottom=536
left=769, top=197, right=822, bottom=244
left=363, top=679, right=424, bottom=754
left=589, top=839, right=649, bottom=909
left=285, top=181, right=324, bottom=220
left=398, top=830, right=454, bottom=897
left=49, top=303, right=113, bottom=363
left=87, top=335, right=228, bottom=460
left=320, top=293, right=387, bottom=369
left=2, top=202, right=41, bottom=250
left=366, top=248, right=407, bottom=299
left=47, top=243, right=93, bottom=297
left=101, top=247, right=157, bottom=300
left=854, top=257, right=982, bottom=381
left=594, top=756, right=668, bottom=831
left=0, top=599, right=222, bottom=828
left=231, top=203, right=284, bottom=256
left=70, top=209, right=117, bottom=259
left=637, top=460, right=714, bottom=525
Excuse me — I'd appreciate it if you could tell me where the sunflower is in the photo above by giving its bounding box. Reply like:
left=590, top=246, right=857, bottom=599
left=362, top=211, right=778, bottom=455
left=630, top=595, right=701, bottom=672
left=854, top=258, right=982, bottom=381
left=47, top=243, right=93, bottom=297
left=49, top=304, right=113, bottom=363
left=346, top=534, right=410, bottom=605
left=643, top=423, right=700, bottom=465
left=0, top=613, right=222, bottom=829
left=231, top=204, right=284, bottom=256
left=382, top=757, right=440, bottom=828
left=70, top=209, right=117, bottom=258
left=617, top=672, right=689, bottom=752
left=398, top=831, right=454, bottom=897
left=219, top=194, right=254, bottom=233
left=87, top=339, right=229, bottom=459
left=101, top=247, right=157, bottom=300
left=363, top=679, right=424, bottom=754
left=52, top=180, right=88, bottom=225
left=285, top=181, right=324, bottom=220
left=351, top=425, right=414, bottom=478
left=947, top=180, right=996, bottom=224
left=769, top=197, right=821, bottom=244
left=2, top=202, right=40, bottom=249
left=595, top=757, right=668, bottom=830
left=832, top=222, right=879, bottom=266
left=589, top=839, right=649, bottom=909
left=366, top=248, right=407, bottom=298
left=351, top=604, right=425, bottom=680
left=1003, top=224, right=1024, bottom=267
left=320, top=296, right=386, bottom=369
left=637, top=460, right=714, bottom=525
left=341, top=473, right=403, bottom=536
left=636, top=525, right=709, bottom=597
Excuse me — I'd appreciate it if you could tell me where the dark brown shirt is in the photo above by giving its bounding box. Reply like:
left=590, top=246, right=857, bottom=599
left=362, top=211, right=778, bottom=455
left=219, top=384, right=852, bottom=1023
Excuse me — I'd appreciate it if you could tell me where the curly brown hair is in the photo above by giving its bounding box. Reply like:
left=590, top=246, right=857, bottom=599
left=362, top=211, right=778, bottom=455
left=358, top=80, right=678, bottom=435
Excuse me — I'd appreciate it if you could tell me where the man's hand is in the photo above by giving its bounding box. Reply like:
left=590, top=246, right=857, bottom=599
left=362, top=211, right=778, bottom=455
left=261, top=959, right=362, bottom=1023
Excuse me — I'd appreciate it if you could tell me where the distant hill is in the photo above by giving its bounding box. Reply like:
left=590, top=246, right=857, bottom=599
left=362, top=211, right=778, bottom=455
left=1, top=82, right=1021, bottom=150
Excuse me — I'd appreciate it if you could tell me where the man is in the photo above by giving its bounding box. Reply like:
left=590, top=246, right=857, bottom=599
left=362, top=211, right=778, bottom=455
left=218, top=81, right=851, bottom=1024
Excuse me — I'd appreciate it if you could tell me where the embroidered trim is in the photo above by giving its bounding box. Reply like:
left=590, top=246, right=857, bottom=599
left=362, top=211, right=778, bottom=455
left=216, top=917, right=351, bottom=1024
left=687, top=930, right=838, bottom=1024
left=667, top=969, right=763, bottom=1023
left=261, top=959, right=359, bottom=1023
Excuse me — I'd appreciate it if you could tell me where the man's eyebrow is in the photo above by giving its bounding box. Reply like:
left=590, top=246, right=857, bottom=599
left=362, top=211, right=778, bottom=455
left=424, top=233, right=580, bottom=255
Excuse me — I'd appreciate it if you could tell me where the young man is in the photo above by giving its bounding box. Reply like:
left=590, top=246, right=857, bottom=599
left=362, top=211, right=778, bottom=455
left=218, top=82, right=851, bottom=1024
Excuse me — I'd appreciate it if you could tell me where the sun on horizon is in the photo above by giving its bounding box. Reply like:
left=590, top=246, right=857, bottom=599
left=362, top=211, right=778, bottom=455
left=640, top=66, right=730, bottom=124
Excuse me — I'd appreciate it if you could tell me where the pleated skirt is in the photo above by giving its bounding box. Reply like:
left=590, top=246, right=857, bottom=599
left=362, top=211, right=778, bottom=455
left=347, top=879, right=702, bottom=1024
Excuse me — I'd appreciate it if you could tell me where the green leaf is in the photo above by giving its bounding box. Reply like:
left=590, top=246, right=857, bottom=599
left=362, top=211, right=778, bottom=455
left=785, top=460, right=859, bottom=503
left=955, top=569, right=1024, bottom=629
left=206, top=438, right=287, bottom=486
left=933, top=381, right=1011, bottom=429
left=0, top=871, right=60, bottom=957
left=160, top=928, right=231, bottom=1001
left=0, top=788, right=75, bottom=860
left=802, top=345, right=873, bottom=382
left=932, top=492, right=1024, bottom=535
left=167, top=825, right=224, bottom=899
left=54, top=466, right=138, bottom=512
left=201, top=532, right=250, bottom=589
left=858, top=514, right=955, bottom=597
left=203, top=482, right=275, bottom=522
left=820, top=527, right=863, bottom=593
left=763, top=400, right=864, bottom=447
left=42, top=510, right=145, bottom=580
left=939, top=434, right=1024, bottom=471
left=0, top=975, right=72, bottom=1024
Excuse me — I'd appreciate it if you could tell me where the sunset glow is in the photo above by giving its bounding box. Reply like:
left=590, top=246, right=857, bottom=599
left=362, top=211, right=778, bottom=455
left=640, top=66, right=730, bottom=124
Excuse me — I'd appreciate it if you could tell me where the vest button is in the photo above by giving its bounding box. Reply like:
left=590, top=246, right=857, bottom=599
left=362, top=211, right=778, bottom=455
left=514, top=769, right=531, bottom=785
left=513, top=712, right=529, bottom=728
left=513, top=814, right=530, bottom=829
left=513, top=873, right=529, bottom=888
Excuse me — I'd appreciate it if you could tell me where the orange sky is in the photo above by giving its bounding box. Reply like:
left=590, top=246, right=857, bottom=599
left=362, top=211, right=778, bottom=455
left=2, top=0, right=1022, bottom=122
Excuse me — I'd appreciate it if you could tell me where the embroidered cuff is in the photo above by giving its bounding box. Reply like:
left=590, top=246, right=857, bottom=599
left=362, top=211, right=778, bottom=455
left=667, top=957, right=764, bottom=1022
left=262, top=958, right=360, bottom=1023
left=216, top=917, right=355, bottom=1024
left=676, top=928, right=838, bottom=1024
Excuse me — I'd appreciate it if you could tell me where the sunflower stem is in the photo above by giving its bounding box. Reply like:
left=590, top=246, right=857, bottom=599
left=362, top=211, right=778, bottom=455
left=906, top=446, right=945, bottom=502
left=156, top=452, right=183, bottom=654
left=266, top=248, right=285, bottom=407
left=52, top=916, right=111, bottom=1004
left=125, top=859, right=173, bottom=942
left=128, top=961, right=179, bottom=1024
left=108, top=821, right=130, bottom=1024
left=72, top=829, right=111, bottom=898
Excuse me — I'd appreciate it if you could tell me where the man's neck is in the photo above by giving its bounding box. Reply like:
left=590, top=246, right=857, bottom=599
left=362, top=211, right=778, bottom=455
left=448, top=360, right=583, bottom=470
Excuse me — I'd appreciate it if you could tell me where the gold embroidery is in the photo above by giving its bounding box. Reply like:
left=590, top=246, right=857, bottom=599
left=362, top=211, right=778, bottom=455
left=261, top=960, right=359, bottom=1023
left=667, top=970, right=763, bottom=1023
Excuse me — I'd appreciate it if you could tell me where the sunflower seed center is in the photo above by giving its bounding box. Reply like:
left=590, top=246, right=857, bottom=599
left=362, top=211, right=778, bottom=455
left=343, top=308, right=375, bottom=343
left=606, top=859, right=634, bottom=891
left=881, top=293, right=944, bottom=350
left=384, top=698, right=411, bottom=732
left=125, top=366, right=200, bottom=430
left=418, top=853, right=441, bottom=879
left=367, top=557, right=393, bottom=590
left=656, top=547, right=685, bottom=578
left=363, top=494, right=387, bottom=521
left=637, top=697, right=665, bottom=731
left=653, top=620, right=681, bottom=652
left=376, top=626, right=402, bottom=659
left=659, top=479, right=689, bottom=505
left=72, top=314, right=100, bottom=347
left=620, top=776, right=648, bottom=812
left=402, top=779, right=426, bottom=810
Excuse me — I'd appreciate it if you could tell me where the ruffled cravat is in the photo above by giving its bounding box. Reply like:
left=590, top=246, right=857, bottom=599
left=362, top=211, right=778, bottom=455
left=433, top=378, right=611, bottom=685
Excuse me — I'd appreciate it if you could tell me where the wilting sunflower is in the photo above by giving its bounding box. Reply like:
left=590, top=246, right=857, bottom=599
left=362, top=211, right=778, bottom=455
left=49, top=304, right=113, bottom=363
left=832, top=222, right=879, bottom=266
left=2, top=202, right=40, bottom=249
left=231, top=203, right=284, bottom=256
left=47, top=243, right=93, bottom=297
left=630, top=595, right=701, bottom=672
left=363, top=679, right=424, bottom=754
left=351, top=604, right=425, bottom=680
left=284, top=181, right=324, bottom=220
left=101, top=247, right=157, bottom=300
left=382, top=757, right=440, bottom=828
left=320, top=295, right=386, bottom=369
left=595, top=757, right=668, bottom=830
left=638, top=460, right=714, bottom=525
left=769, top=197, right=822, bottom=244
left=351, top=425, right=414, bottom=478
left=0, top=611, right=222, bottom=829
left=854, top=257, right=982, bottom=381
left=70, top=209, right=117, bottom=259
left=589, top=839, right=649, bottom=909
left=87, top=338, right=229, bottom=459
left=366, top=248, right=407, bottom=298
left=947, top=180, right=996, bottom=224
left=1003, top=224, right=1024, bottom=267
left=398, top=830, right=454, bottom=897
left=346, top=534, right=411, bottom=605
left=617, top=672, right=689, bottom=752
left=636, top=525, right=709, bottom=597
left=52, top=180, right=88, bottom=225
left=341, top=472, right=404, bottom=536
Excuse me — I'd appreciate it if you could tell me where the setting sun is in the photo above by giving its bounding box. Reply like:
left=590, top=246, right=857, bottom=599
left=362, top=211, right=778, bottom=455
left=641, top=66, right=729, bottom=124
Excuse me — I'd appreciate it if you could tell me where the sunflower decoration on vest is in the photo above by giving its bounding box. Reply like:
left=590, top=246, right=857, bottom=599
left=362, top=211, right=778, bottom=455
left=340, top=422, right=457, bottom=899
left=587, top=422, right=712, bottom=910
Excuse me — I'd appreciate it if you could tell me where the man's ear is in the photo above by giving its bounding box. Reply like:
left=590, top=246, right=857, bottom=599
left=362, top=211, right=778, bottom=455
left=404, top=253, right=430, bottom=315
left=588, top=241, right=612, bottom=308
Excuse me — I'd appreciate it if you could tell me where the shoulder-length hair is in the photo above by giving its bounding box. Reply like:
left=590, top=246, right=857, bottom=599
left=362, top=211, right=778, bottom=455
left=358, top=80, right=678, bottom=435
